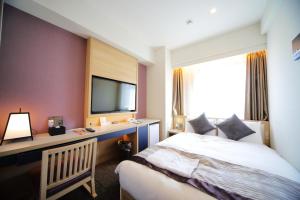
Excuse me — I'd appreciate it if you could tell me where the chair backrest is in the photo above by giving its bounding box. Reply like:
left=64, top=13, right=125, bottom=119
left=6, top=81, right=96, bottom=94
left=40, top=138, right=97, bottom=195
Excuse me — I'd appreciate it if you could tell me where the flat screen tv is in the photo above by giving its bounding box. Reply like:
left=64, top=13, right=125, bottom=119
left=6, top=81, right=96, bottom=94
left=91, top=75, right=136, bottom=114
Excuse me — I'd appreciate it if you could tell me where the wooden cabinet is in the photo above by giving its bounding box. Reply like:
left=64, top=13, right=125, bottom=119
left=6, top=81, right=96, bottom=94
left=138, top=125, right=148, bottom=152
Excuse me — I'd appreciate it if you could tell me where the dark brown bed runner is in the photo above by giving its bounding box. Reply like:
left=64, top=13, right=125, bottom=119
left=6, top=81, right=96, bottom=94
left=131, top=145, right=300, bottom=200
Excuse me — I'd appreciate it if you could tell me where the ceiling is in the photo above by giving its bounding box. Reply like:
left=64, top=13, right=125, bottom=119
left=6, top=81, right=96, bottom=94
left=5, top=0, right=268, bottom=63
left=86, top=0, right=268, bottom=49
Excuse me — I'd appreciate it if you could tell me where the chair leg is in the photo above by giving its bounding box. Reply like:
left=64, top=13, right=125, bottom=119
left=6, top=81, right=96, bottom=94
left=83, top=183, right=92, bottom=194
left=91, top=178, right=97, bottom=198
left=40, top=192, right=46, bottom=200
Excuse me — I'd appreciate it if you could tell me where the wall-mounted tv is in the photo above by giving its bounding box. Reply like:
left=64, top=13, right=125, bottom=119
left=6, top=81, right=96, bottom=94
left=91, top=75, right=136, bottom=114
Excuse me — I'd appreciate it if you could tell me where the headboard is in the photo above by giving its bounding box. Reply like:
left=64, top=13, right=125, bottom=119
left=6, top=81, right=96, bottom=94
left=239, top=119, right=270, bottom=146
left=185, top=117, right=270, bottom=146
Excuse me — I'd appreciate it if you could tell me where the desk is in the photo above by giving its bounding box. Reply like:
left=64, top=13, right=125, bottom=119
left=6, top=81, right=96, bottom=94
left=0, top=119, right=159, bottom=166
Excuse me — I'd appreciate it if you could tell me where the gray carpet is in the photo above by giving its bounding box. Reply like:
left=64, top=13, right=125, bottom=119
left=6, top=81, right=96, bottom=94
left=60, top=159, right=121, bottom=200
left=0, top=159, right=121, bottom=200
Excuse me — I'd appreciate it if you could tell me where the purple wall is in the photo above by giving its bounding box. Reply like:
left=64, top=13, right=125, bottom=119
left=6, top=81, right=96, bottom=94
left=0, top=5, right=87, bottom=135
left=136, top=64, right=147, bottom=119
left=0, top=5, right=147, bottom=136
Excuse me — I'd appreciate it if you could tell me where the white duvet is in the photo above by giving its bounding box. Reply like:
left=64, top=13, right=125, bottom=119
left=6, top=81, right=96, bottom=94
left=116, top=133, right=300, bottom=200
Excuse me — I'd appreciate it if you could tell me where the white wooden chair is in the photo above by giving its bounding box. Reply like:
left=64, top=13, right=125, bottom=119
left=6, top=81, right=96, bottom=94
left=40, top=138, right=98, bottom=200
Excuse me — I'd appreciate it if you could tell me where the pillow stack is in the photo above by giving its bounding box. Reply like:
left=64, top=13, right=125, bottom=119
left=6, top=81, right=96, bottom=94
left=188, top=113, right=256, bottom=142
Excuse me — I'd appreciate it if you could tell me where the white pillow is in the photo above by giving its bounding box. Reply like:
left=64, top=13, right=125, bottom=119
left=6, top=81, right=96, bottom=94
left=217, top=119, right=263, bottom=144
left=185, top=118, right=217, bottom=136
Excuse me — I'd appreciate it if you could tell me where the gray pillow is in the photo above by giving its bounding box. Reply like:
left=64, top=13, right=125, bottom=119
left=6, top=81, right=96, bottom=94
left=188, top=113, right=215, bottom=135
left=216, top=114, right=255, bottom=140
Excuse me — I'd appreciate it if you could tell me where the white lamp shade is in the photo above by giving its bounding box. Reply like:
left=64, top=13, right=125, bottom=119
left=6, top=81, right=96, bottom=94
left=4, top=113, right=32, bottom=140
left=173, top=115, right=186, bottom=130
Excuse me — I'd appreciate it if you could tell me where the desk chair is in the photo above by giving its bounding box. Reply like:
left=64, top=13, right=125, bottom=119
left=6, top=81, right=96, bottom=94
left=40, top=138, right=97, bottom=200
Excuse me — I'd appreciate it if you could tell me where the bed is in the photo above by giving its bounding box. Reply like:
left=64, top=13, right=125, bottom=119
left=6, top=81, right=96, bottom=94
left=116, top=120, right=300, bottom=200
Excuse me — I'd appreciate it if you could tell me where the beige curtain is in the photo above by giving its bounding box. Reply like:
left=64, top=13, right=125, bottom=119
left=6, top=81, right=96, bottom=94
left=172, top=68, right=184, bottom=116
left=245, top=50, right=269, bottom=121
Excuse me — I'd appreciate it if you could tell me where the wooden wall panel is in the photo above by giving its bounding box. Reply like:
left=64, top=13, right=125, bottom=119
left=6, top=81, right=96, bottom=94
left=89, top=38, right=138, bottom=84
left=86, top=113, right=135, bottom=127
left=84, top=37, right=138, bottom=126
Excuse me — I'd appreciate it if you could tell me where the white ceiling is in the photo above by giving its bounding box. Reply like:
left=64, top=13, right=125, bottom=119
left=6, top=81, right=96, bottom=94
left=87, top=0, right=268, bottom=49
left=5, top=0, right=268, bottom=62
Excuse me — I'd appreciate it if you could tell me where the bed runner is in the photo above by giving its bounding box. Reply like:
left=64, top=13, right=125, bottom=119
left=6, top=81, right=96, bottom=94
left=131, top=145, right=300, bottom=200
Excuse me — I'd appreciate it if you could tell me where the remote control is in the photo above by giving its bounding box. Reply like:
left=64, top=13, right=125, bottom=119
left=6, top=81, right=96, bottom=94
left=85, top=128, right=95, bottom=132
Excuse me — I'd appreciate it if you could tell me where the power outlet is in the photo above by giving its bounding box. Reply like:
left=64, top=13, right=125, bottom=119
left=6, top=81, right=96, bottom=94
left=86, top=118, right=98, bottom=128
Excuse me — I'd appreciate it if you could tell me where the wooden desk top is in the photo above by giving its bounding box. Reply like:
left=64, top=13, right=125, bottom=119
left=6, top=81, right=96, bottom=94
left=0, top=119, right=159, bottom=157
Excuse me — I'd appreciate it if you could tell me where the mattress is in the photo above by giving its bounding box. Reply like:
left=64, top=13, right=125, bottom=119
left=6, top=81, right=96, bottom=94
left=116, top=133, right=300, bottom=200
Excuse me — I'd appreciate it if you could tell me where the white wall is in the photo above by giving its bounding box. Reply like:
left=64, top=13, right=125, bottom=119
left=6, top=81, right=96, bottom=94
left=165, top=49, right=173, bottom=137
left=147, top=47, right=172, bottom=140
left=265, top=0, right=300, bottom=171
left=147, top=47, right=166, bottom=138
left=171, top=23, right=266, bottom=67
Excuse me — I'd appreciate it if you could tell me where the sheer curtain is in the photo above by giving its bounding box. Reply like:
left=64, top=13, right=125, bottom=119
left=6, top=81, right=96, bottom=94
left=183, top=54, right=246, bottom=119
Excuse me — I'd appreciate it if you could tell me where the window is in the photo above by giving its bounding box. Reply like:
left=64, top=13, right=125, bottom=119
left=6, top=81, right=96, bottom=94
left=183, top=54, right=246, bottom=119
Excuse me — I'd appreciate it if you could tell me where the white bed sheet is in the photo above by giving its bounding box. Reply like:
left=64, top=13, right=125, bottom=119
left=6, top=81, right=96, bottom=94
left=116, top=133, right=300, bottom=200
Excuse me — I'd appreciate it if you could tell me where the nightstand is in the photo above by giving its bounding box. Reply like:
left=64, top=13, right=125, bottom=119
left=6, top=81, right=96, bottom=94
left=168, top=129, right=184, bottom=137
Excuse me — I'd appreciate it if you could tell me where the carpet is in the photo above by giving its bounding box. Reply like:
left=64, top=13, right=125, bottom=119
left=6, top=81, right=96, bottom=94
left=0, top=159, right=121, bottom=200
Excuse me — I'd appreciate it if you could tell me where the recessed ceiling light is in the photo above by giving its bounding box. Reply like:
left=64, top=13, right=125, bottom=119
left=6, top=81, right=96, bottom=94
left=210, top=7, right=217, bottom=14
left=186, top=19, right=193, bottom=25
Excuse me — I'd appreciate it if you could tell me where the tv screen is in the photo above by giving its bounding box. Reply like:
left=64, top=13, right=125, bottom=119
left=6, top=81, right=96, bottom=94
left=91, top=76, right=136, bottom=114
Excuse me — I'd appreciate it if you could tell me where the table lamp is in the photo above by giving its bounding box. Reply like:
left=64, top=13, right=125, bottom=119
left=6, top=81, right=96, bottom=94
left=173, top=115, right=186, bottom=131
left=1, top=108, right=33, bottom=145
